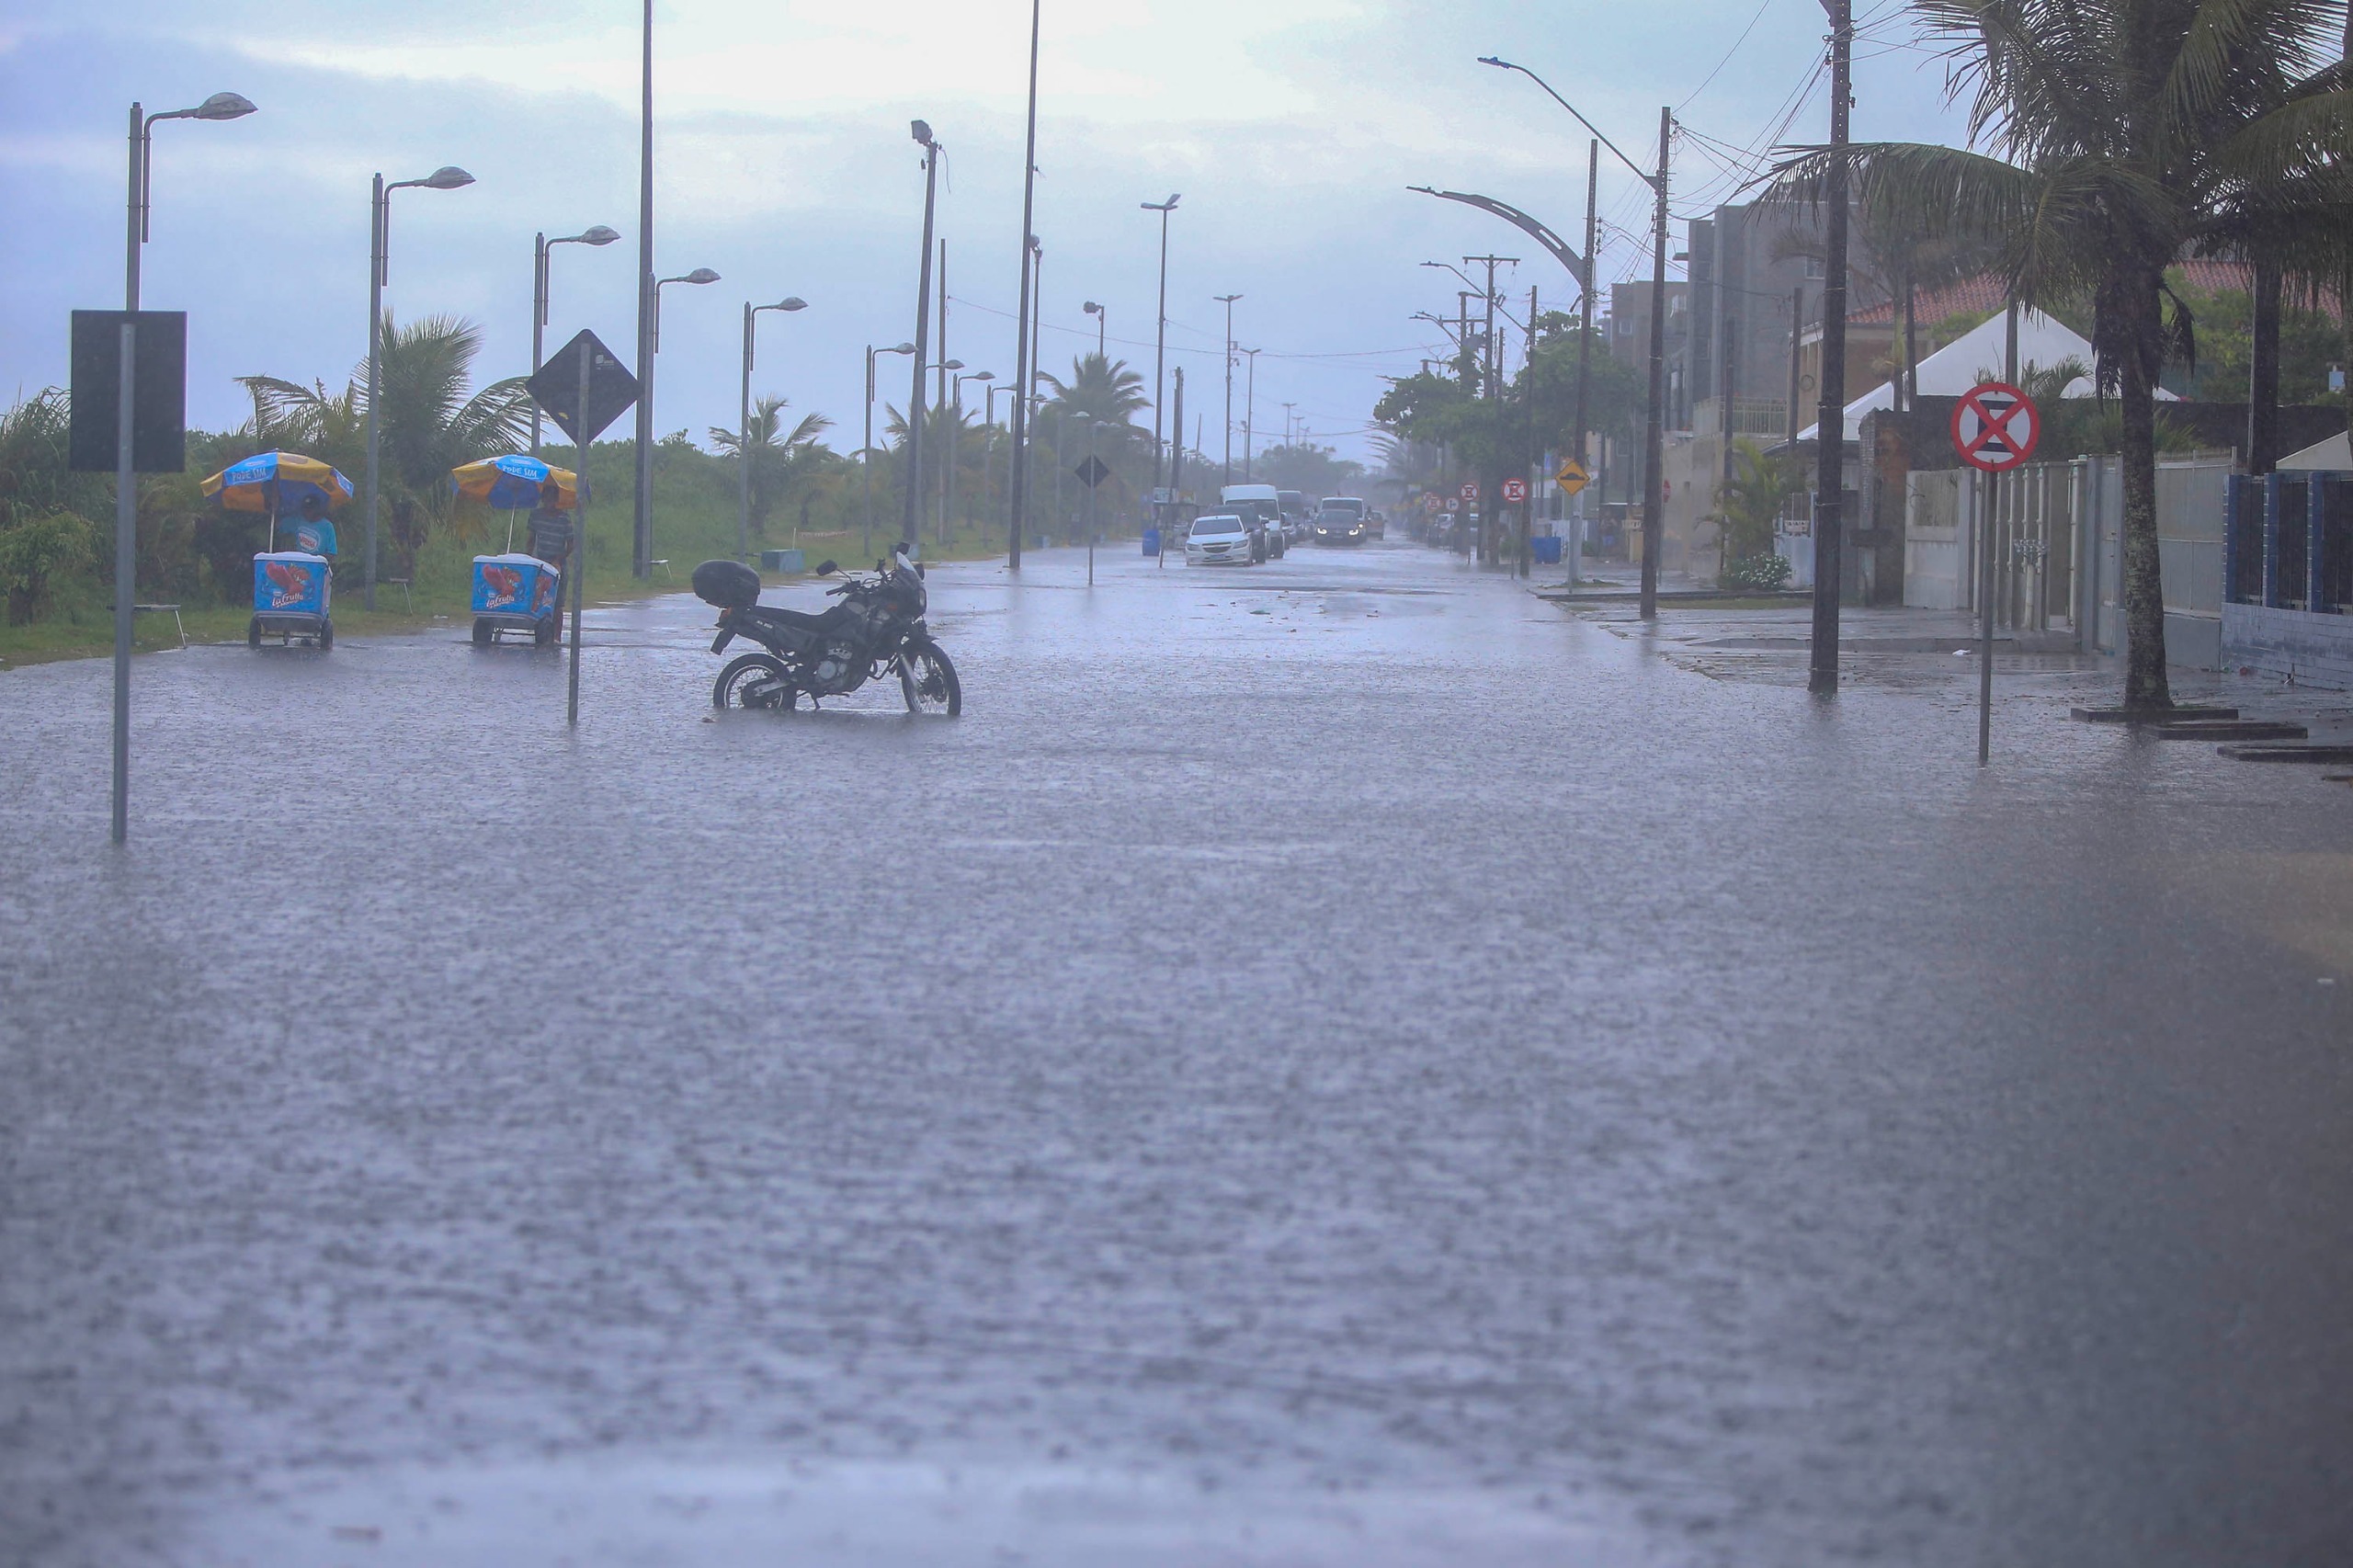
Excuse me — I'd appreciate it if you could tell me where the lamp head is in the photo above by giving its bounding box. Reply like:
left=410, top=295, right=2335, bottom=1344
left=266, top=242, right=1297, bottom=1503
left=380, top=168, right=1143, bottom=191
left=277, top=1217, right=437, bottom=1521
left=1083, top=301, right=1102, bottom=314
left=943, top=358, right=964, bottom=371
left=422, top=165, right=475, bottom=190
left=890, top=342, right=915, bottom=354
left=970, top=370, right=995, bottom=381
left=575, top=225, right=621, bottom=245
left=1478, top=55, right=1511, bottom=70
left=776, top=297, right=807, bottom=312
left=911, top=119, right=935, bottom=147
left=191, top=91, right=258, bottom=121
left=682, top=268, right=720, bottom=285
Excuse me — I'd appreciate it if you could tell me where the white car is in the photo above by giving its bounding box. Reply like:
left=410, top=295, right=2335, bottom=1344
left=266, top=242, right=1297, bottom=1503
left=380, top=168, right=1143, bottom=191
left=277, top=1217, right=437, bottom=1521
left=1185, top=513, right=1256, bottom=565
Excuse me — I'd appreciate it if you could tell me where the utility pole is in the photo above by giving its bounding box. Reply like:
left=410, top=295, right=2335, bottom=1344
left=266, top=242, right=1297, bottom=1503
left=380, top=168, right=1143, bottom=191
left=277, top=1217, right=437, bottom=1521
left=1468, top=254, right=1514, bottom=563
left=1808, top=0, right=1852, bottom=691
left=1641, top=105, right=1670, bottom=620
left=1572, top=140, right=1597, bottom=587
left=1523, top=283, right=1540, bottom=578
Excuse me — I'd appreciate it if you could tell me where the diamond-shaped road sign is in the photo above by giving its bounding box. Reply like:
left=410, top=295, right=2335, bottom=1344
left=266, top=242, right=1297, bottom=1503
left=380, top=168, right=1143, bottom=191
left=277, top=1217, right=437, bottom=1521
left=1553, top=458, right=1590, bottom=496
left=1074, top=454, right=1112, bottom=488
left=529, top=330, right=640, bottom=446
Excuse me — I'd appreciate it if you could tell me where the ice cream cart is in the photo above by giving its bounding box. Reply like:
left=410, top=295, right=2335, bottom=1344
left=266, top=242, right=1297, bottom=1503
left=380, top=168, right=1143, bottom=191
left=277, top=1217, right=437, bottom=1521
left=451, top=455, right=585, bottom=648
left=201, top=450, right=352, bottom=651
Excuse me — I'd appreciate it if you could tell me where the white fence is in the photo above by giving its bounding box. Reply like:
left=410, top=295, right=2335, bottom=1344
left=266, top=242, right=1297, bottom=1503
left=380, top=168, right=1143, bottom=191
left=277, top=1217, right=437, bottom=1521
left=1902, top=451, right=2234, bottom=667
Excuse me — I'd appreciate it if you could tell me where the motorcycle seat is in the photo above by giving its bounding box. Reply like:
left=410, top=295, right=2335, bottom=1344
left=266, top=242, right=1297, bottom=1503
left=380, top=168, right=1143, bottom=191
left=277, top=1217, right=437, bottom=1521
left=740, top=602, right=847, bottom=635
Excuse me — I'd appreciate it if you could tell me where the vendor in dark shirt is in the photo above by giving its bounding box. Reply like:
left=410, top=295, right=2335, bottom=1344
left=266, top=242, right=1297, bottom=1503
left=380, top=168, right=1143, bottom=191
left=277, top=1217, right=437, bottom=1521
left=527, top=481, right=574, bottom=567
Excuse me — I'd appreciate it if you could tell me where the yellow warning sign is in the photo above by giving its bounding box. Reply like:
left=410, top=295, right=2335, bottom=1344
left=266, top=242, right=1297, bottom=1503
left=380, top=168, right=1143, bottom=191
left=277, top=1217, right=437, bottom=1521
left=1554, top=459, right=1590, bottom=495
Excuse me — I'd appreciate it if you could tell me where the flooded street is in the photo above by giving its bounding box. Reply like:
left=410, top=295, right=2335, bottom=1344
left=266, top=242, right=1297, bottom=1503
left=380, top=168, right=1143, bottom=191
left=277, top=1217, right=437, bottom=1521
left=4, top=541, right=2349, bottom=1566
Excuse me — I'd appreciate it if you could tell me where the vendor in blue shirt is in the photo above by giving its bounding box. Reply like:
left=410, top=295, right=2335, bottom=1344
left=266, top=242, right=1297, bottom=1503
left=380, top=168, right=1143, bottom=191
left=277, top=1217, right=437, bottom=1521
left=290, top=491, right=339, bottom=557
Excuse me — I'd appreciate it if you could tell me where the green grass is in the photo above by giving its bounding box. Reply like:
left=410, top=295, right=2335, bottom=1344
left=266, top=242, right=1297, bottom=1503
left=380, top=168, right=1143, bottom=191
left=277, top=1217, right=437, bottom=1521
left=1, top=489, right=1079, bottom=670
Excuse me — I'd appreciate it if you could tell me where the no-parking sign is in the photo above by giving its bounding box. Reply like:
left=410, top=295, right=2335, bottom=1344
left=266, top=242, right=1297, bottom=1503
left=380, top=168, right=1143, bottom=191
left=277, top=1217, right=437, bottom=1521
left=1951, top=381, right=2040, bottom=472
left=1501, top=478, right=1529, bottom=503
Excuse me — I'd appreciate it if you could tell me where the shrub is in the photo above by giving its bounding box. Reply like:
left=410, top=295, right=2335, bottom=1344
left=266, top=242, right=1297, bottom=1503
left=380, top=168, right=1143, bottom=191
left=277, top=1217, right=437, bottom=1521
left=1721, top=552, right=1792, bottom=592
left=0, top=510, right=96, bottom=624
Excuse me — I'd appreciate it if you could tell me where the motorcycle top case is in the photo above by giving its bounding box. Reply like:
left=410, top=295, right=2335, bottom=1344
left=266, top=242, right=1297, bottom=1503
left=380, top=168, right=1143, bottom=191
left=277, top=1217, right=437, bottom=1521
left=472, top=553, right=560, bottom=619
left=692, top=558, right=763, bottom=609
left=253, top=551, right=330, bottom=617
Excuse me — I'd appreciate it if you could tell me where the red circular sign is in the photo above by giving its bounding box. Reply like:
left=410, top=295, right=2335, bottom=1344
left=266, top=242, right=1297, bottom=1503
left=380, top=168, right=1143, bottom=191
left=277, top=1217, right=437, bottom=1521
left=1950, top=381, right=2040, bottom=472
left=1501, top=478, right=1529, bottom=503
left=1459, top=482, right=1479, bottom=500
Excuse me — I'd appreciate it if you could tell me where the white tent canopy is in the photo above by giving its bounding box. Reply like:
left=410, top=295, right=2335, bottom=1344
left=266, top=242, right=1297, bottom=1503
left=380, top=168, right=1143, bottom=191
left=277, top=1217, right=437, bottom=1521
left=1794, top=307, right=2171, bottom=444
left=2279, top=431, right=2351, bottom=470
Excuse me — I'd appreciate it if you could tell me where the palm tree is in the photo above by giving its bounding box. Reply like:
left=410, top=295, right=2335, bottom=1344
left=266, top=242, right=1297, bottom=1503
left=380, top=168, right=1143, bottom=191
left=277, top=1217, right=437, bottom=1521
left=1777, top=0, right=2339, bottom=709
left=1038, top=352, right=1148, bottom=470
left=244, top=312, right=529, bottom=571
left=710, top=395, right=835, bottom=540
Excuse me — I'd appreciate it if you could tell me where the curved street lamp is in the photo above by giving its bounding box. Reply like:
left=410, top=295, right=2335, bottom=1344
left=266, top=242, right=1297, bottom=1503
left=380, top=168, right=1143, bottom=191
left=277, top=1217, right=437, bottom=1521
left=1083, top=300, right=1105, bottom=358
left=865, top=341, right=916, bottom=562
left=365, top=164, right=476, bottom=610
left=532, top=225, right=621, bottom=452
left=112, top=89, right=256, bottom=845
left=739, top=295, right=809, bottom=560
left=1141, top=195, right=1180, bottom=485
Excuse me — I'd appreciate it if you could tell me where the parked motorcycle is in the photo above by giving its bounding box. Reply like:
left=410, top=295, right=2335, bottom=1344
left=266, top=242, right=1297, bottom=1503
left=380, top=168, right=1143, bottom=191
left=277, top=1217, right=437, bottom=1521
left=694, top=549, right=961, bottom=715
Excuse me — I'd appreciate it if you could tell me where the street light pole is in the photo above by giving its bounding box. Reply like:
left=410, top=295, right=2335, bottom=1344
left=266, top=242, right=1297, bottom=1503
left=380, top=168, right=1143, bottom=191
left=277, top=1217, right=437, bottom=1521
left=867, top=341, right=915, bottom=565
left=366, top=164, right=475, bottom=613
left=1084, top=300, right=1105, bottom=358
left=1215, top=293, right=1241, bottom=484
left=1007, top=0, right=1042, bottom=570
left=533, top=225, right=620, bottom=455
left=632, top=0, right=655, bottom=578
left=739, top=295, right=807, bottom=562
left=904, top=120, right=941, bottom=550
left=1478, top=56, right=1669, bottom=618
left=952, top=367, right=992, bottom=546
left=1242, top=347, right=1259, bottom=481
left=114, top=90, right=254, bottom=846
left=1142, top=195, right=1180, bottom=485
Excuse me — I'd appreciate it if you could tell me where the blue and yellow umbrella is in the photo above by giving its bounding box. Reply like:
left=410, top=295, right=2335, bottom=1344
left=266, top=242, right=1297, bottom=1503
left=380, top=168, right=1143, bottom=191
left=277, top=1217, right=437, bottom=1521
left=200, top=450, right=354, bottom=515
left=449, top=453, right=586, bottom=511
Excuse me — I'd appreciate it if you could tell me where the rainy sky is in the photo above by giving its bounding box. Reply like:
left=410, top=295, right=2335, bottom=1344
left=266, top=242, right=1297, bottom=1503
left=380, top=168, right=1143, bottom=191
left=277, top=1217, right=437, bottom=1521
left=1, top=1, right=1967, bottom=460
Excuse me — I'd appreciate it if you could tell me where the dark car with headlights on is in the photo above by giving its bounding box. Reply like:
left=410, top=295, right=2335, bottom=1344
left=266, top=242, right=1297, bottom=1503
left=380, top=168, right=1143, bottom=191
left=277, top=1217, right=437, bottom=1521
left=1312, top=506, right=1369, bottom=545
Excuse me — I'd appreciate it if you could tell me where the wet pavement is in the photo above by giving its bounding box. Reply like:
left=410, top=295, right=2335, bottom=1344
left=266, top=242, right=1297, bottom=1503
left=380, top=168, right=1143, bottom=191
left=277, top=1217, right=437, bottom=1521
left=3, top=539, right=2349, bottom=1566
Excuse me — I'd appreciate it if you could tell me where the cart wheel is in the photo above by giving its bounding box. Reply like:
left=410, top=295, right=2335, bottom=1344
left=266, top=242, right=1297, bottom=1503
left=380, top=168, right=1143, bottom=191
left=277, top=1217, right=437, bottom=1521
left=247, top=617, right=262, bottom=649
left=318, top=618, right=335, bottom=652
left=534, top=614, right=555, bottom=648
left=472, top=617, right=493, bottom=646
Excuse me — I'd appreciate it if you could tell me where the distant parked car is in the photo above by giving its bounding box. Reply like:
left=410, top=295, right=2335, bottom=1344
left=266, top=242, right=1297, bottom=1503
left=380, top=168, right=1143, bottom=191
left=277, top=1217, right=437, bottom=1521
left=1185, top=513, right=1256, bottom=566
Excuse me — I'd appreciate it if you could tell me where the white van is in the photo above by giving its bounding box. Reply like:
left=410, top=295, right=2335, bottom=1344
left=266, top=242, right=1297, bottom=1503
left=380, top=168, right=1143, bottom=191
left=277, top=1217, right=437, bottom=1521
left=1220, top=483, right=1284, bottom=559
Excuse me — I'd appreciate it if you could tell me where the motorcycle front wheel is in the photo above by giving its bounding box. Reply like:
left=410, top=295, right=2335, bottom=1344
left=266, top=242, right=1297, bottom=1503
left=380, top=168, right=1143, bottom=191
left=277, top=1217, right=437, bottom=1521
left=712, top=653, right=798, bottom=711
left=897, top=639, right=961, bottom=716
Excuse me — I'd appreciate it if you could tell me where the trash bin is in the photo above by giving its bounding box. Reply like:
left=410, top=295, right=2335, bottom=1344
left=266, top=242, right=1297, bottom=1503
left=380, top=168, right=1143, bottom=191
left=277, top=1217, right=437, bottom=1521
left=1531, top=536, right=1563, bottom=565
left=759, top=548, right=805, bottom=574
left=1142, top=528, right=1161, bottom=557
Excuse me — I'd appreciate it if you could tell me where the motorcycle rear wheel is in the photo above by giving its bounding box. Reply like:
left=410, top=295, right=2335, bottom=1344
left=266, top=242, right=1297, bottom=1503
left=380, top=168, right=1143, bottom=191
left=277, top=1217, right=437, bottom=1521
left=898, top=639, right=961, bottom=716
left=713, top=653, right=798, bottom=711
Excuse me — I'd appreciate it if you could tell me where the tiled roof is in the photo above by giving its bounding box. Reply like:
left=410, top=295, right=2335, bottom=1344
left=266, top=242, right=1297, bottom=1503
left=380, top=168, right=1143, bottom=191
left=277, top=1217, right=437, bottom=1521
left=1848, top=260, right=2339, bottom=324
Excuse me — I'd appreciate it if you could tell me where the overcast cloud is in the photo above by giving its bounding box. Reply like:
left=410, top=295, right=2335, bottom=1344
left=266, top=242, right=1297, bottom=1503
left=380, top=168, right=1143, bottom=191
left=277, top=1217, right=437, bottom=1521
left=1, top=1, right=1967, bottom=461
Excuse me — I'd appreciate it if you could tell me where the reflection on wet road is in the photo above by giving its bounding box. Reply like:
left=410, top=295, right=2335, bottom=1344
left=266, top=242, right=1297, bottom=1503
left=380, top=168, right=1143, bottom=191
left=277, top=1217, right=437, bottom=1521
left=3, top=540, right=2348, bottom=1566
